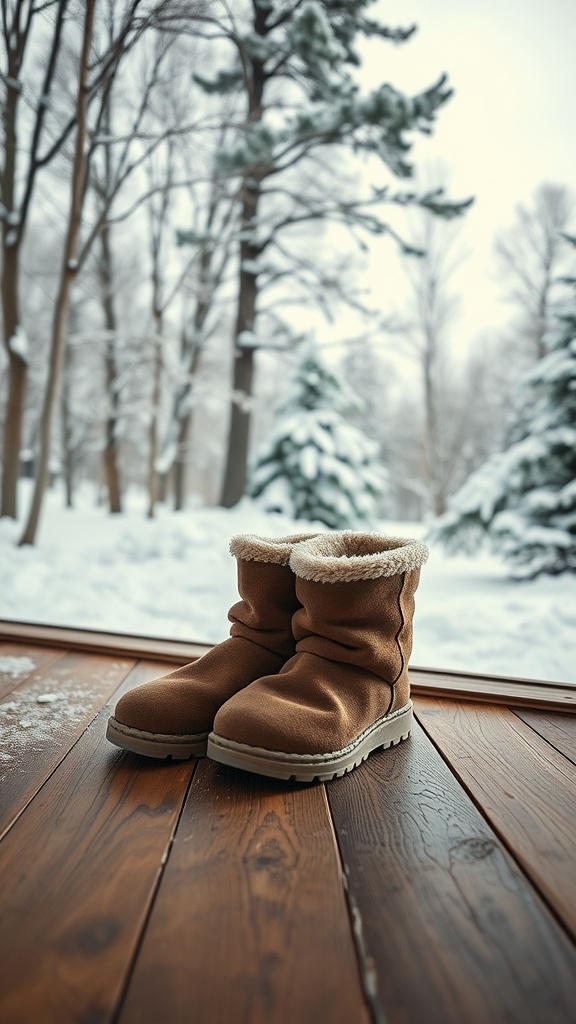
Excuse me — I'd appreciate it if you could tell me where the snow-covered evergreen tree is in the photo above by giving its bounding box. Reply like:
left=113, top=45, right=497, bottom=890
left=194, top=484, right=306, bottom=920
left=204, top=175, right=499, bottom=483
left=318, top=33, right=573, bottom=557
left=430, top=237, right=576, bottom=577
left=250, top=340, right=388, bottom=528
left=187, top=0, right=472, bottom=507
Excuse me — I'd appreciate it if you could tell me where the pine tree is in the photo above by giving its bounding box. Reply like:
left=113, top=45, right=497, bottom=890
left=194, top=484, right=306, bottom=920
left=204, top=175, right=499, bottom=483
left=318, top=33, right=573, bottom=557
left=250, top=339, right=388, bottom=528
left=188, top=0, right=472, bottom=507
left=431, top=237, right=576, bottom=577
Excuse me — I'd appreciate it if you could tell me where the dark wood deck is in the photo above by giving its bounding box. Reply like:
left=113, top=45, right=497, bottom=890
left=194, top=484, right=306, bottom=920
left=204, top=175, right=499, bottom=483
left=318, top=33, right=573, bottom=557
left=1, top=622, right=575, bottom=1024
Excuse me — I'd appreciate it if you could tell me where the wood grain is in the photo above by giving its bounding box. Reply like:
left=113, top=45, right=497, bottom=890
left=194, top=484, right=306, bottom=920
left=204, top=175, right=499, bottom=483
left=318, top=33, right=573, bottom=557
left=513, top=707, right=576, bottom=765
left=0, top=620, right=210, bottom=663
left=415, top=698, right=576, bottom=940
left=0, top=643, right=64, bottom=701
left=0, top=651, right=134, bottom=839
left=328, top=720, right=576, bottom=1024
left=0, top=660, right=195, bottom=1024
left=411, top=667, right=576, bottom=711
left=118, top=759, right=369, bottom=1024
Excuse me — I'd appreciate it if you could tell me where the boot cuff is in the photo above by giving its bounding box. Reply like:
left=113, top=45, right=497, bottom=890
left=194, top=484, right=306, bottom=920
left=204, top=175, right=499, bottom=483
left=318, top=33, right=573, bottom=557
left=290, top=532, right=429, bottom=582
left=230, top=532, right=318, bottom=566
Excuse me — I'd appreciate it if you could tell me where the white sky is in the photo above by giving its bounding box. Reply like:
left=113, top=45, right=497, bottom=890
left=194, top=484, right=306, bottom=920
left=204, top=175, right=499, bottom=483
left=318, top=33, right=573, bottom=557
left=335, top=0, right=576, bottom=354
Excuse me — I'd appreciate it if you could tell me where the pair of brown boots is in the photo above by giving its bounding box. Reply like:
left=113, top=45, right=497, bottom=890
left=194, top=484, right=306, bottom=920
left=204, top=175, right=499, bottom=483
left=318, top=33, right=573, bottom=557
left=106, top=531, right=428, bottom=783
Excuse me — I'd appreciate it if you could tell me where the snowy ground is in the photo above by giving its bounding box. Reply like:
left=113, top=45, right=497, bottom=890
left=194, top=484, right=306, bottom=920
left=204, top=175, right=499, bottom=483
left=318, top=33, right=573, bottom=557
left=1, top=481, right=575, bottom=685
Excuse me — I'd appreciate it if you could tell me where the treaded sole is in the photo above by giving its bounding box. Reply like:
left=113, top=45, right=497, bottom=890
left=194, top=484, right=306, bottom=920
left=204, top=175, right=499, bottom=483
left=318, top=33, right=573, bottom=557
left=207, top=704, right=413, bottom=782
left=106, top=716, right=208, bottom=759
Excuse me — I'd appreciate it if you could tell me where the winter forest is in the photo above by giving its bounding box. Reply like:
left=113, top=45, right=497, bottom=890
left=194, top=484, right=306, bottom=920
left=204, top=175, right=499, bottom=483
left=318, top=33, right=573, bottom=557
left=1, top=0, right=575, bottom=683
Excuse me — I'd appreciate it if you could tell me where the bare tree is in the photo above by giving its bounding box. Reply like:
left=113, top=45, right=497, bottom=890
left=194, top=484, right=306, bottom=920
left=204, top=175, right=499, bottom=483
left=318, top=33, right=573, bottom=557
left=93, top=78, right=124, bottom=514
left=89, top=15, right=179, bottom=514
left=163, top=168, right=236, bottom=510
left=18, top=0, right=180, bottom=544
left=400, top=207, right=466, bottom=516
left=144, top=140, right=174, bottom=518
left=57, top=294, right=109, bottom=508
left=1, top=0, right=72, bottom=518
left=60, top=301, right=78, bottom=508
left=495, top=183, right=574, bottom=361
left=85, top=15, right=210, bottom=516
left=97, top=220, right=123, bottom=511
left=19, top=0, right=96, bottom=544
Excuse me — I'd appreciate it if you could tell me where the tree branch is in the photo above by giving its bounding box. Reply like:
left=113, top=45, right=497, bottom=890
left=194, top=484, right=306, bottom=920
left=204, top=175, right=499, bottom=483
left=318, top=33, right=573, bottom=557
left=18, top=0, right=70, bottom=235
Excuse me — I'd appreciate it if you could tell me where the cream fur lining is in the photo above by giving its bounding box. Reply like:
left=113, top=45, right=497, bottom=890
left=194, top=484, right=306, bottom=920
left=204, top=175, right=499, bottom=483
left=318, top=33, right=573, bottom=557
left=230, top=532, right=318, bottom=565
left=290, top=531, right=429, bottom=582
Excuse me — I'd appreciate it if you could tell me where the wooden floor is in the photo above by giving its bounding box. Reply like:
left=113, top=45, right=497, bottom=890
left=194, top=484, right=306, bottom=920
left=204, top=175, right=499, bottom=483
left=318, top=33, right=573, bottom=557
left=1, top=626, right=576, bottom=1024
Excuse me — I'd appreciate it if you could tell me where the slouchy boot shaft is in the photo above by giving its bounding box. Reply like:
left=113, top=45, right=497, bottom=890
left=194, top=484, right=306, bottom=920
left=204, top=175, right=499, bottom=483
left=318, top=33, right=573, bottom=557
left=291, top=568, right=420, bottom=716
left=229, top=559, right=298, bottom=660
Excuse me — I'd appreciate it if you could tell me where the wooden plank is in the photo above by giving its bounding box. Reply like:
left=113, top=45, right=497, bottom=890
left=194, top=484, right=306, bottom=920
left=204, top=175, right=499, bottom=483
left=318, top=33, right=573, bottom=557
left=0, top=651, right=134, bottom=839
left=0, top=643, right=64, bottom=701
left=513, top=708, right=576, bottom=766
left=411, top=667, right=576, bottom=712
left=117, top=759, right=369, bottom=1024
left=413, top=663, right=571, bottom=689
left=415, top=698, right=576, bottom=942
left=328, top=720, right=576, bottom=1024
left=0, top=660, right=195, bottom=1024
left=0, top=620, right=210, bottom=664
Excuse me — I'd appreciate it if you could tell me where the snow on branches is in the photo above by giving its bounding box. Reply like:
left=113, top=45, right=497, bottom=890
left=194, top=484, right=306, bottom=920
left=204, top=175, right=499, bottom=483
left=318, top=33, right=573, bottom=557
left=250, top=339, right=388, bottom=528
left=431, top=240, right=576, bottom=577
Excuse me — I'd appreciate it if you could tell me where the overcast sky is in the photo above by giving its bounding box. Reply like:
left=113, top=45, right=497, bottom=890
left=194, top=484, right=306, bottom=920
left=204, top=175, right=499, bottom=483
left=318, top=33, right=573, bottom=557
left=347, top=0, right=576, bottom=353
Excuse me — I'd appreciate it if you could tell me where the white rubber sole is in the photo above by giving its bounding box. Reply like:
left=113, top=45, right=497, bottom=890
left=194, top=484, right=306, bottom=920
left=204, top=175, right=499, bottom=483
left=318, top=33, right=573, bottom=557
left=106, top=716, right=208, bottom=759
left=207, top=703, right=413, bottom=783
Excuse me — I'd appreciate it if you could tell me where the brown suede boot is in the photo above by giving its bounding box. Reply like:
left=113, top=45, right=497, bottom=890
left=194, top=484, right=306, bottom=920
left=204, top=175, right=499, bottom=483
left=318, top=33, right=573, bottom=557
left=106, top=533, right=315, bottom=759
left=208, top=532, right=428, bottom=782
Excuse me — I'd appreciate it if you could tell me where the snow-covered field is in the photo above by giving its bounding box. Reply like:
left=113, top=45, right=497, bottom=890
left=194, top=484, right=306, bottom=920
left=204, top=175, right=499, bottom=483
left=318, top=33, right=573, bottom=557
left=1, top=481, right=575, bottom=685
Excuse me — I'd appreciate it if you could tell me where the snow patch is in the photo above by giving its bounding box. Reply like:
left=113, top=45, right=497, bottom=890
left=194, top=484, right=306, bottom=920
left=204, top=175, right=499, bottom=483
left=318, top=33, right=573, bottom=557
left=237, top=330, right=260, bottom=348
left=8, top=325, right=29, bottom=362
left=0, top=656, right=36, bottom=677
left=0, top=665, right=119, bottom=781
left=155, top=442, right=177, bottom=475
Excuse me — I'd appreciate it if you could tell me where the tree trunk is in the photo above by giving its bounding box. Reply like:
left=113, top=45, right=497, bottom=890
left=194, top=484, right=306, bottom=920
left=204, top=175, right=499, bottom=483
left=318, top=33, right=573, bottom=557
left=0, top=0, right=69, bottom=518
left=103, top=411, right=122, bottom=512
left=220, top=343, right=256, bottom=507
left=535, top=280, right=549, bottom=361
left=145, top=151, right=172, bottom=519
left=219, top=28, right=267, bottom=508
left=100, top=224, right=122, bottom=512
left=219, top=184, right=260, bottom=507
left=421, top=332, right=447, bottom=517
left=157, top=468, right=170, bottom=504
left=157, top=198, right=218, bottom=504
left=19, top=274, right=78, bottom=545
left=147, top=323, right=163, bottom=519
left=174, top=411, right=192, bottom=511
left=0, top=240, right=26, bottom=519
left=1, top=29, right=25, bottom=519
left=170, top=333, right=203, bottom=511
left=60, top=337, right=74, bottom=508
left=19, top=0, right=96, bottom=546
left=1, top=351, right=27, bottom=518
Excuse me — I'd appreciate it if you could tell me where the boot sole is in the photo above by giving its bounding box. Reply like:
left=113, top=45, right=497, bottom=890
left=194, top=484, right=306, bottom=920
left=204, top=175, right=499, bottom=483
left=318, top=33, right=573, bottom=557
left=106, top=716, right=208, bottom=759
left=207, top=703, right=413, bottom=783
